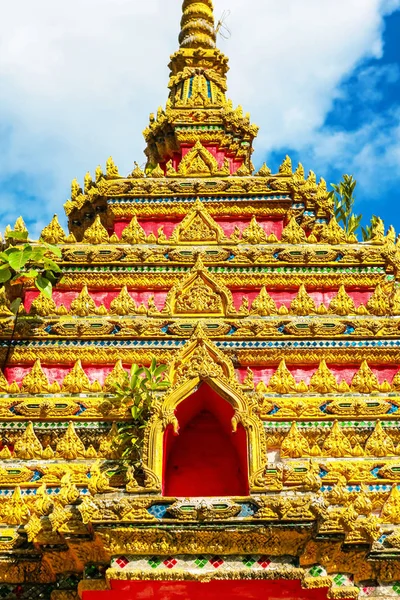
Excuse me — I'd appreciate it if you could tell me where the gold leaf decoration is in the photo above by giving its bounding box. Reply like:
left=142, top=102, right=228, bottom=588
left=20, top=359, right=50, bottom=394
left=30, top=293, right=57, bottom=316
left=365, top=421, right=395, bottom=457
left=56, top=422, right=86, bottom=459
left=98, top=422, right=120, bottom=459
left=256, top=163, right=271, bottom=177
left=366, top=283, right=390, bottom=316
left=328, top=285, right=356, bottom=315
left=322, top=421, right=352, bottom=457
left=241, top=217, right=268, bottom=244
left=281, top=422, right=310, bottom=458
left=14, top=422, right=43, bottom=459
left=281, top=217, right=307, bottom=244
left=82, top=216, right=109, bottom=244
left=319, top=216, right=347, bottom=244
left=250, top=287, right=277, bottom=316
left=0, top=370, right=9, bottom=393
left=62, top=360, right=91, bottom=393
left=290, top=284, right=316, bottom=316
left=309, top=360, right=338, bottom=393
left=351, top=360, right=379, bottom=393
left=70, top=286, right=97, bottom=316
left=381, top=485, right=400, bottom=523
left=0, top=288, right=13, bottom=317
left=106, top=156, right=120, bottom=178
left=40, top=215, right=66, bottom=244
left=279, top=155, right=292, bottom=175
left=3, top=487, right=30, bottom=525
left=267, top=359, right=297, bottom=394
left=109, top=287, right=137, bottom=316
left=120, top=216, right=147, bottom=244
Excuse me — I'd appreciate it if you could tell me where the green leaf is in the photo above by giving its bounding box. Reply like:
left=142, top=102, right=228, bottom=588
left=35, top=275, right=53, bottom=298
left=43, top=243, right=62, bottom=258
left=154, top=364, right=168, bottom=378
left=43, top=259, right=62, bottom=273
left=7, top=246, right=33, bottom=271
left=23, top=270, right=39, bottom=279
left=6, top=230, right=28, bottom=241
left=10, top=298, right=22, bottom=314
left=0, top=268, right=12, bottom=283
left=29, top=247, right=46, bottom=262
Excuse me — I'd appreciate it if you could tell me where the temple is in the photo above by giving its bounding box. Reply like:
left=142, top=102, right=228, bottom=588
left=2, top=1, right=400, bottom=599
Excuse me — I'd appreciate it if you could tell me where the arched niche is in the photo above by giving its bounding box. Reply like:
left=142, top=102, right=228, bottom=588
left=163, top=384, right=249, bottom=496
left=143, top=369, right=267, bottom=495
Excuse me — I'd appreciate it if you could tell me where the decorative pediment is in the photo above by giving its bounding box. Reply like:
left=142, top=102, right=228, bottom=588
left=168, top=140, right=228, bottom=177
left=162, top=255, right=236, bottom=316
left=169, top=323, right=236, bottom=385
left=166, top=198, right=227, bottom=244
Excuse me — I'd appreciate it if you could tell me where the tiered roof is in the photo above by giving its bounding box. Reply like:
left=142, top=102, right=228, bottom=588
left=1, top=1, right=400, bottom=598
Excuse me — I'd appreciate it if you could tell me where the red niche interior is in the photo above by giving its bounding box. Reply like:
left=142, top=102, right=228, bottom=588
left=83, top=579, right=332, bottom=600
left=163, top=384, right=248, bottom=497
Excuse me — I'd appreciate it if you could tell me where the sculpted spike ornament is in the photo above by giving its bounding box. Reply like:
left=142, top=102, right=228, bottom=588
left=328, top=285, right=356, bottom=315
left=120, top=216, right=147, bottom=244
left=14, top=422, right=43, bottom=459
left=30, top=292, right=57, bottom=316
left=322, top=420, right=352, bottom=457
left=102, top=360, right=128, bottom=392
left=3, top=487, right=30, bottom=525
left=241, top=217, right=268, bottom=244
left=319, top=216, right=347, bottom=244
left=351, top=360, right=380, bottom=393
left=290, top=284, right=316, bottom=315
left=109, top=286, right=137, bottom=316
left=309, top=360, right=338, bottom=393
left=62, top=360, right=91, bottom=393
left=366, top=283, right=390, bottom=316
left=56, top=422, right=86, bottom=459
left=20, top=359, right=50, bottom=394
left=0, top=288, right=13, bottom=317
left=365, top=420, right=395, bottom=457
left=82, top=215, right=109, bottom=244
left=0, top=369, right=9, bottom=393
left=250, top=286, right=277, bottom=316
left=279, top=155, right=292, bottom=175
left=281, top=217, right=307, bottom=244
left=70, top=285, right=97, bottom=316
left=267, top=359, right=297, bottom=394
left=40, top=214, right=66, bottom=244
left=281, top=422, right=310, bottom=458
left=13, top=216, right=28, bottom=234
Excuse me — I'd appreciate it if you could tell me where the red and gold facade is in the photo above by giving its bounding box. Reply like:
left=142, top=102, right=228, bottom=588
left=2, top=1, right=400, bottom=599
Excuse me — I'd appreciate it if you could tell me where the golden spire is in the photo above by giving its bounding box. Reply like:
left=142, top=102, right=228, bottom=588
left=179, top=0, right=217, bottom=49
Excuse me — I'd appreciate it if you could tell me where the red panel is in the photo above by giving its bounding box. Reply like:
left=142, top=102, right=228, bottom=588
left=231, top=289, right=373, bottom=311
left=24, top=289, right=168, bottom=312
left=25, top=287, right=373, bottom=314
left=114, top=217, right=284, bottom=240
left=237, top=364, right=399, bottom=386
left=83, top=579, right=332, bottom=600
left=163, top=385, right=248, bottom=496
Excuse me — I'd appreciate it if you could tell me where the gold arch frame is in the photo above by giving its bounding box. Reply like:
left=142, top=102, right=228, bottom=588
left=142, top=326, right=268, bottom=494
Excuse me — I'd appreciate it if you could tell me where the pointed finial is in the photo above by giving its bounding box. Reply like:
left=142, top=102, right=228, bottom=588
left=179, top=0, right=217, bottom=49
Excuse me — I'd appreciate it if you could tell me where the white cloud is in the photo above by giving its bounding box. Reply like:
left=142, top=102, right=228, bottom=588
left=0, top=0, right=399, bottom=236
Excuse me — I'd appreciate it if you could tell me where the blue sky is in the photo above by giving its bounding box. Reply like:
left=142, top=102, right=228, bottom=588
left=0, top=0, right=399, bottom=238
left=269, top=9, right=400, bottom=231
